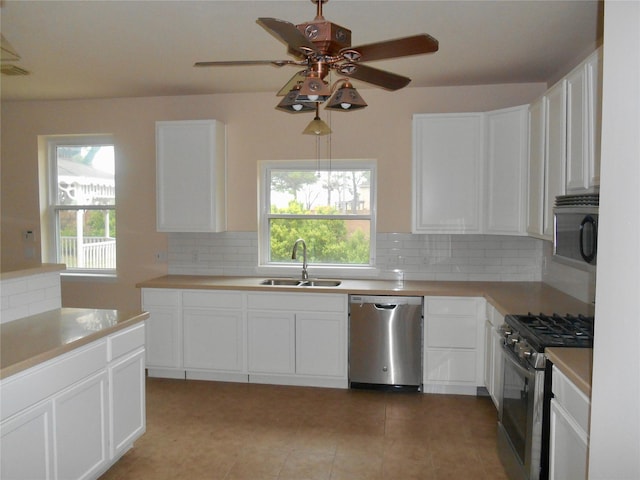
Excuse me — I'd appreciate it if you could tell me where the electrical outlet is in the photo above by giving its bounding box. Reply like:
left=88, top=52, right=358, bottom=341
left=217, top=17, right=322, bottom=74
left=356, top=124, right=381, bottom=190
left=22, top=229, right=35, bottom=242
left=154, top=251, right=167, bottom=263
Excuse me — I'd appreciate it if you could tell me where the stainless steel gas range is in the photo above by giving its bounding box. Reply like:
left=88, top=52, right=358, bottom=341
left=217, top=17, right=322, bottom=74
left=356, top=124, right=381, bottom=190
left=497, top=313, right=594, bottom=480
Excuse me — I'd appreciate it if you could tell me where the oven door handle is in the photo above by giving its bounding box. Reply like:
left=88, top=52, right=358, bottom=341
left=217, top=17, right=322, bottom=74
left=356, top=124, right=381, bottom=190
left=501, top=343, right=536, bottom=380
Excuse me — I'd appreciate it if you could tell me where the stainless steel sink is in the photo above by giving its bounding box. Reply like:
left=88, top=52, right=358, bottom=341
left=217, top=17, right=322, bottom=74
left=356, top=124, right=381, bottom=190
left=259, top=278, right=303, bottom=286
left=300, top=280, right=342, bottom=287
left=259, top=278, right=342, bottom=287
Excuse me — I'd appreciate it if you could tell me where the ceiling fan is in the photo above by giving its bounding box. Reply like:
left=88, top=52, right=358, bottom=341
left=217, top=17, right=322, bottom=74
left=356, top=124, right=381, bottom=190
left=194, top=0, right=438, bottom=120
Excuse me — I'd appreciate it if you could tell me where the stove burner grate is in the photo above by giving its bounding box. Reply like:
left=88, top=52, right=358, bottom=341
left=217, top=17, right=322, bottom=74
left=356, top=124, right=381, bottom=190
left=506, top=312, right=594, bottom=350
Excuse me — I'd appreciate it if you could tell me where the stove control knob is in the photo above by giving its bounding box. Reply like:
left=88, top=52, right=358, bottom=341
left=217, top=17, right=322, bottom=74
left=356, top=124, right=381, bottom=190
left=498, top=325, right=512, bottom=337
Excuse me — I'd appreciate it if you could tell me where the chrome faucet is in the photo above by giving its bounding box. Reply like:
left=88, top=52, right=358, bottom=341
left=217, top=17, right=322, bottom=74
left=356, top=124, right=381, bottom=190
left=291, top=238, right=308, bottom=281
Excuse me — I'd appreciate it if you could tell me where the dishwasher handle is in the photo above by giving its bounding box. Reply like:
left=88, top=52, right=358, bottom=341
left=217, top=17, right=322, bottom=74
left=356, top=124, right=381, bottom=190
left=374, top=303, right=398, bottom=310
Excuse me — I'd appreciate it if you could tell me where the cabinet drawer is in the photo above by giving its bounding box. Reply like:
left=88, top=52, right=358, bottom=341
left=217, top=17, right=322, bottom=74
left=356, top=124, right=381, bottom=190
left=247, top=292, right=345, bottom=313
left=426, top=297, right=479, bottom=316
left=108, top=323, right=145, bottom=361
left=552, top=366, right=590, bottom=432
left=1, top=341, right=107, bottom=421
left=426, top=316, right=477, bottom=349
left=142, top=289, right=180, bottom=307
left=183, top=290, right=243, bottom=309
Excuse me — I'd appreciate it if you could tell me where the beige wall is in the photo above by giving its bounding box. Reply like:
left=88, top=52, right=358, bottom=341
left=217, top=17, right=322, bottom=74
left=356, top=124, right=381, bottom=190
left=1, top=83, right=545, bottom=310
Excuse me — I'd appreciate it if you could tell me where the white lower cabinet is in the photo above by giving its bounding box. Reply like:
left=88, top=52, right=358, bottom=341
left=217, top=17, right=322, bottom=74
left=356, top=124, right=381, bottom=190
left=142, top=288, right=183, bottom=379
left=182, top=290, right=246, bottom=382
left=247, top=311, right=295, bottom=375
left=109, top=349, right=146, bottom=459
left=0, top=401, right=53, bottom=479
left=423, top=296, right=486, bottom=395
left=295, top=312, right=345, bottom=378
left=549, top=366, right=590, bottom=480
left=247, top=292, right=348, bottom=388
left=484, top=302, right=504, bottom=410
left=54, top=370, right=109, bottom=480
left=0, top=323, right=146, bottom=480
left=141, top=288, right=348, bottom=389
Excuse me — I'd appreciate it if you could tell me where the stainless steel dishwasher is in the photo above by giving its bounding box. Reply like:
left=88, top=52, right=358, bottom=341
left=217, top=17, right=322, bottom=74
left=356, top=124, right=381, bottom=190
left=349, top=295, right=423, bottom=391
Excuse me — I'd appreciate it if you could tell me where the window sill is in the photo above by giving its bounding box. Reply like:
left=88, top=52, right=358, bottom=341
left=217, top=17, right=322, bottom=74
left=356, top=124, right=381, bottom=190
left=61, top=271, right=118, bottom=283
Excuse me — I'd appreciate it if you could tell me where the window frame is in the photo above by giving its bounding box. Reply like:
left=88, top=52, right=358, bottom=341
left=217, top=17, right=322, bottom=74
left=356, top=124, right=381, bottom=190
left=258, top=159, right=377, bottom=275
left=44, top=135, right=117, bottom=277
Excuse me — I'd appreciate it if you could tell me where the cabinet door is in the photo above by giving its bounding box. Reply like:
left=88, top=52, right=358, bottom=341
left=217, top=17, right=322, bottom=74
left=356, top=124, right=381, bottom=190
left=144, top=305, right=182, bottom=371
left=485, top=106, right=529, bottom=235
left=566, top=64, right=590, bottom=192
left=109, top=349, right=145, bottom=460
left=295, top=312, right=345, bottom=377
left=484, top=320, right=494, bottom=398
left=54, top=371, right=108, bottom=480
left=549, top=398, right=588, bottom=480
left=586, top=48, right=602, bottom=189
left=527, top=97, right=546, bottom=237
left=156, top=120, right=226, bottom=232
left=183, top=308, right=244, bottom=372
left=412, top=113, right=484, bottom=233
left=247, top=312, right=295, bottom=374
left=0, top=402, right=54, bottom=480
left=143, top=288, right=182, bottom=375
left=544, top=80, right=567, bottom=238
left=491, top=327, right=503, bottom=410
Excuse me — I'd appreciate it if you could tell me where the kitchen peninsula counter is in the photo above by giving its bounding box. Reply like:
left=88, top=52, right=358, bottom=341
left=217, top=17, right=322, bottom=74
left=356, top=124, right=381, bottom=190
left=0, top=308, right=149, bottom=379
left=546, top=347, right=593, bottom=397
left=137, top=275, right=594, bottom=317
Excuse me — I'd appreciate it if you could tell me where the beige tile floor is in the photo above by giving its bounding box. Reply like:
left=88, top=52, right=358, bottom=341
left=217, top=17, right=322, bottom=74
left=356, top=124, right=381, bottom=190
left=100, top=378, right=509, bottom=480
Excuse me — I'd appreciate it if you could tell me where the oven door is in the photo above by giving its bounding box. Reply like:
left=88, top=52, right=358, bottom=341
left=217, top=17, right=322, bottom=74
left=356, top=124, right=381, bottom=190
left=498, top=345, right=546, bottom=480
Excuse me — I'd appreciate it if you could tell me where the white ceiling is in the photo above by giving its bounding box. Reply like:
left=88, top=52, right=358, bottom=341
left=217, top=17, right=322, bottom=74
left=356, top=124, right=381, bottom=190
left=0, top=0, right=603, bottom=102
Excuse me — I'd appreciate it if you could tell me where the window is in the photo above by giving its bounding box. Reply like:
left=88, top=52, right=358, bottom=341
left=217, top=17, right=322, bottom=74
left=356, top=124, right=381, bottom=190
left=44, top=136, right=116, bottom=274
left=259, top=160, right=376, bottom=268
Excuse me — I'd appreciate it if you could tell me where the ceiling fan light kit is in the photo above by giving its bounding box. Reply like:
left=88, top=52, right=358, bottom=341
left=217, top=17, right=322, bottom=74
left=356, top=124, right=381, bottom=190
left=276, top=85, right=317, bottom=113
left=326, top=80, right=367, bottom=111
left=303, top=116, right=332, bottom=136
left=195, top=0, right=438, bottom=130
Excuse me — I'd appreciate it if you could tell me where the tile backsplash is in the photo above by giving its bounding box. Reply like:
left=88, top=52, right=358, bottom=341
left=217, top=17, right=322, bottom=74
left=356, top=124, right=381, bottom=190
left=168, top=232, right=544, bottom=282
left=1, top=271, right=62, bottom=323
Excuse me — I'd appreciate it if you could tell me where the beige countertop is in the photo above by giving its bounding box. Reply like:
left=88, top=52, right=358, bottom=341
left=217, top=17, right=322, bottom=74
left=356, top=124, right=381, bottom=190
left=546, top=347, right=593, bottom=397
left=0, top=308, right=149, bottom=380
left=0, top=263, right=66, bottom=281
left=137, top=275, right=595, bottom=317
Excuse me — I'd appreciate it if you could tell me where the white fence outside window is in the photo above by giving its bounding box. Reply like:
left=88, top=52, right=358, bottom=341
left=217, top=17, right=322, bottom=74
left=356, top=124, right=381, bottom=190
left=60, top=236, right=116, bottom=269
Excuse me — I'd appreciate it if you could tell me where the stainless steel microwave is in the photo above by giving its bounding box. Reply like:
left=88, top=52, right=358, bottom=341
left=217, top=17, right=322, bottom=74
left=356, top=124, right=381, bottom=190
left=553, top=194, right=599, bottom=271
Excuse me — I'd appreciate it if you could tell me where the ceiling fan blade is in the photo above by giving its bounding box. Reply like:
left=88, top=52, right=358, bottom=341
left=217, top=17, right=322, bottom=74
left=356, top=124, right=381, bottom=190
left=194, top=60, right=298, bottom=68
left=342, top=34, right=439, bottom=62
left=257, top=18, right=319, bottom=56
left=276, top=71, right=307, bottom=96
left=338, top=63, right=411, bottom=91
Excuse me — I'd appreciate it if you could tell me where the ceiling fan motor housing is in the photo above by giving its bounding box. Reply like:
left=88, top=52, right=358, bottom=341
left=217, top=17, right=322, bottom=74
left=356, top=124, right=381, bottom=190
left=296, top=20, right=351, bottom=55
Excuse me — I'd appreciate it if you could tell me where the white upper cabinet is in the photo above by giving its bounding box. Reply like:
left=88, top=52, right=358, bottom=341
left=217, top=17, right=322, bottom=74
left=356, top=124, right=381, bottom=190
left=566, top=62, right=590, bottom=192
left=586, top=47, right=603, bottom=189
left=566, top=47, right=602, bottom=193
left=485, top=105, right=529, bottom=235
left=156, top=119, right=226, bottom=232
left=412, top=113, right=484, bottom=234
left=528, top=80, right=567, bottom=241
left=527, top=97, right=546, bottom=237
left=412, top=106, right=528, bottom=235
left=545, top=79, right=568, bottom=238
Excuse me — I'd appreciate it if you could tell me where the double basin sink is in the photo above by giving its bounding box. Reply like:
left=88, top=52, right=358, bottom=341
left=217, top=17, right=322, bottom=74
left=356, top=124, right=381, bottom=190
left=259, top=278, right=342, bottom=287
